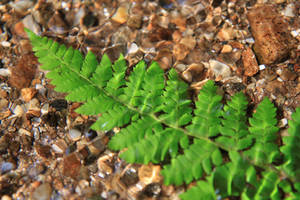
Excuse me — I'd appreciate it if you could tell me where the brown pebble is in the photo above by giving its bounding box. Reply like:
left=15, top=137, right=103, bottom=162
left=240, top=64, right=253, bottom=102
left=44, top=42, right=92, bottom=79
left=183, top=63, right=205, bottom=82
left=35, top=144, right=52, bottom=159
left=154, top=49, right=173, bottom=70
left=63, top=153, right=82, bottom=178
left=265, top=80, right=287, bottom=95
left=48, top=11, right=69, bottom=34
left=18, top=39, right=33, bottom=54
left=217, top=27, right=236, bottom=41
left=127, top=15, right=142, bottom=29
left=173, top=43, right=189, bottom=61
left=138, top=163, right=162, bottom=185
left=280, top=68, right=297, bottom=81
left=0, top=89, right=8, bottom=98
left=221, top=44, right=233, bottom=53
left=9, top=54, right=38, bottom=90
left=112, top=6, right=128, bottom=24
left=179, top=36, right=196, bottom=50
left=21, top=88, right=37, bottom=102
left=0, top=98, right=8, bottom=111
left=242, top=47, right=259, bottom=76
left=13, top=21, right=27, bottom=38
left=247, top=5, right=296, bottom=64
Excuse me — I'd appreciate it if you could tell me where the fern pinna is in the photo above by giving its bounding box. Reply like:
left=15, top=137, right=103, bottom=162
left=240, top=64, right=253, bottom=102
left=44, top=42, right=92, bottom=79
left=26, top=28, right=300, bottom=200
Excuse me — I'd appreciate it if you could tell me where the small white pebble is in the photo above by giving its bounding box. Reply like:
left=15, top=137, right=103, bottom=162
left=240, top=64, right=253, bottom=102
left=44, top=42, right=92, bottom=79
left=276, top=68, right=282, bottom=75
left=291, top=29, right=299, bottom=37
left=103, top=8, right=110, bottom=17
left=281, top=118, right=288, bottom=126
left=1, top=41, right=11, bottom=47
left=259, top=64, right=266, bottom=70
left=0, top=68, right=11, bottom=77
left=245, top=38, right=255, bottom=43
left=271, top=94, right=277, bottom=99
left=128, top=43, right=139, bottom=54
left=68, top=129, right=82, bottom=141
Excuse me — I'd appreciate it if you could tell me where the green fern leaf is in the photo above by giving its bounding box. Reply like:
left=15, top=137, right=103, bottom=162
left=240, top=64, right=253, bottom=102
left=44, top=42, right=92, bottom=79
left=187, top=80, right=222, bottom=137
left=245, top=98, right=280, bottom=165
left=217, top=92, right=252, bottom=150
left=25, top=28, right=300, bottom=200
left=161, top=139, right=222, bottom=185
left=180, top=177, right=217, bottom=200
left=281, top=107, right=300, bottom=181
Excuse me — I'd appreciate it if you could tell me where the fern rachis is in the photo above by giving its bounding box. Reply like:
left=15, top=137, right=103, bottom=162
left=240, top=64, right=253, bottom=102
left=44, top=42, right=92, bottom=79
left=25, top=28, right=300, bottom=200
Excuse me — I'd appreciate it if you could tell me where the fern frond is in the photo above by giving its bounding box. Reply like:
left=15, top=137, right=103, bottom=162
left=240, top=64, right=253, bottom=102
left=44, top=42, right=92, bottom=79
left=90, top=54, right=113, bottom=88
left=281, top=107, right=300, bottom=181
left=26, top=29, right=300, bottom=200
left=245, top=98, right=280, bottom=165
left=159, top=68, right=192, bottom=126
left=217, top=92, right=252, bottom=150
left=187, top=80, right=223, bottom=137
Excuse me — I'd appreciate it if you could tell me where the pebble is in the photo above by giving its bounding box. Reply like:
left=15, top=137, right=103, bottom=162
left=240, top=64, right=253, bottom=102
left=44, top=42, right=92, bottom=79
left=173, top=43, right=189, bottom=61
left=182, top=70, right=192, bottom=82
left=1, top=195, right=12, bottom=200
left=259, top=64, right=266, bottom=70
left=9, top=0, right=34, bottom=14
left=48, top=11, right=69, bottom=34
left=41, top=103, right=49, bottom=115
left=247, top=5, right=294, bottom=64
left=217, top=26, right=237, bottom=41
left=0, top=98, right=8, bottom=111
left=242, top=47, right=259, bottom=77
left=68, top=129, right=82, bottom=141
left=35, top=144, right=52, bottom=159
left=128, top=43, right=139, bottom=54
left=88, top=137, right=107, bottom=155
left=0, top=68, right=11, bottom=77
left=28, top=98, right=40, bottom=112
left=279, top=118, right=288, bottom=128
left=0, top=161, right=15, bottom=174
left=127, top=15, right=143, bottom=29
left=175, top=63, right=187, bottom=72
left=120, top=167, right=139, bottom=187
left=97, top=155, right=113, bottom=175
left=12, top=105, right=25, bottom=118
left=21, top=88, right=37, bottom=102
left=22, top=15, right=41, bottom=35
left=111, top=6, right=128, bottom=24
left=138, top=163, right=162, bottom=185
left=281, top=3, right=295, bottom=17
left=19, top=128, right=33, bottom=137
left=1, top=41, right=11, bottom=47
left=291, top=29, right=299, bottom=38
left=209, top=59, right=231, bottom=79
left=63, top=153, right=82, bottom=178
left=221, top=44, right=232, bottom=53
left=52, top=139, right=67, bottom=154
left=13, top=21, right=27, bottom=38
left=183, top=63, right=205, bottom=82
left=31, top=183, right=52, bottom=200
left=179, top=36, right=196, bottom=50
